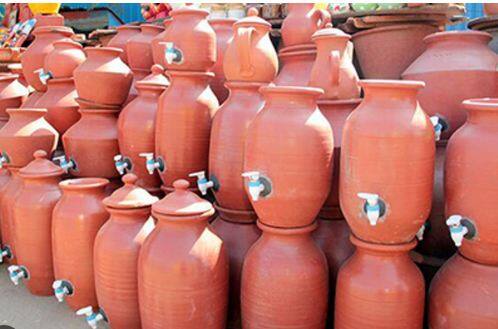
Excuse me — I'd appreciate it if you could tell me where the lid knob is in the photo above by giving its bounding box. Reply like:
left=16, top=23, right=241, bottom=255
left=247, top=7, right=258, bottom=17
left=325, top=22, right=333, bottom=28
left=173, top=179, right=189, bottom=191
left=122, top=173, right=138, bottom=186
left=33, top=150, right=47, bottom=159
left=151, top=64, right=164, bottom=75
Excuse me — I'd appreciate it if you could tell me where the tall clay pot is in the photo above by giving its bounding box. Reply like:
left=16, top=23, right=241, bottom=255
left=43, top=40, right=86, bottom=79
left=52, top=177, right=109, bottom=311
left=0, top=167, right=22, bottom=264
left=273, top=48, right=316, bottom=86
left=281, top=4, right=330, bottom=48
left=151, top=19, right=172, bottom=67
left=127, top=24, right=165, bottom=73
left=0, top=74, right=29, bottom=122
left=138, top=179, right=228, bottom=328
left=241, top=221, right=328, bottom=328
left=107, top=25, right=141, bottom=64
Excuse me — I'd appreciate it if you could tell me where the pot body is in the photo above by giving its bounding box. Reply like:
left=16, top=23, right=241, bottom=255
left=44, top=40, right=86, bottom=79
left=0, top=168, right=21, bottom=264
left=281, top=4, right=330, bottom=47
left=0, top=74, right=29, bottom=120
left=107, top=25, right=141, bottom=64
left=127, top=24, right=164, bottom=73
left=151, top=19, right=172, bottom=67
left=21, top=91, right=45, bottom=108
left=273, top=49, right=316, bottom=86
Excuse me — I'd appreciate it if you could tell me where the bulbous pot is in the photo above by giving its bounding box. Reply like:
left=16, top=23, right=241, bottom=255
left=107, top=25, right=141, bottom=64
left=21, top=91, right=45, bottom=109
left=43, top=40, right=86, bottom=79
left=0, top=167, right=22, bottom=264
left=151, top=19, right=172, bottom=67
left=0, top=74, right=29, bottom=120
left=127, top=24, right=164, bottom=73
left=273, top=48, right=316, bottom=86
left=340, top=80, right=435, bottom=244
left=281, top=4, right=330, bottom=47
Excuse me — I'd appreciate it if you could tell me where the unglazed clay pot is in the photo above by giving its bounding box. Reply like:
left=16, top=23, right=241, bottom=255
left=73, top=47, right=133, bottom=107
left=21, top=91, right=45, bottom=109
left=402, top=31, right=498, bottom=139
left=7, top=63, right=28, bottom=88
left=107, top=25, right=141, bottom=64
left=138, top=179, right=228, bottom=328
left=223, top=8, right=278, bottom=83
left=151, top=19, right=172, bottom=67
left=0, top=167, right=21, bottom=264
left=127, top=24, right=164, bottom=73
left=429, top=253, right=498, bottom=329
left=335, top=236, right=425, bottom=329
left=273, top=48, right=316, bottom=86
left=43, top=40, right=86, bottom=79
left=0, top=74, right=29, bottom=120
left=241, top=221, right=328, bottom=328
left=0, top=108, right=58, bottom=168
left=12, top=150, right=63, bottom=295
left=52, top=177, right=109, bottom=311
left=243, top=86, right=333, bottom=228
left=94, top=174, right=158, bottom=329
left=34, top=14, right=64, bottom=28
left=281, top=4, right=331, bottom=47
left=353, top=24, right=438, bottom=79
left=340, top=80, right=435, bottom=244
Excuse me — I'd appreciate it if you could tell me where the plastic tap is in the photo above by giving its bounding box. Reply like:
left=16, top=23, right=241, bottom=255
left=38, top=69, right=53, bottom=85
left=357, top=192, right=383, bottom=226
left=189, top=171, right=214, bottom=195
left=416, top=223, right=426, bottom=241
left=430, top=115, right=448, bottom=142
left=0, top=152, right=9, bottom=169
left=76, top=306, right=107, bottom=329
left=139, top=153, right=165, bottom=175
left=446, top=214, right=476, bottom=247
left=164, top=42, right=183, bottom=65
left=114, top=154, right=131, bottom=175
left=0, top=245, right=12, bottom=263
left=52, top=280, right=73, bottom=302
left=7, top=265, right=28, bottom=285
left=53, top=155, right=76, bottom=173
left=242, top=171, right=269, bottom=202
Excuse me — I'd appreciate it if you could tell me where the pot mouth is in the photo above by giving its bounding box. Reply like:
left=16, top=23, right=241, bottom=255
left=32, top=26, right=74, bottom=37
left=84, top=46, right=123, bottom=57
left=352, top=23, right=438, bottom=39
left=260, top=85, right=324, bottom=98
left=75, top=97, right=121, bottom=110
left=0, top=74, right=19, bottom=82
left=78, top=108, right=120, bottom=115
left=53, top=39, right=83, bottom=49
left=424, top=30, right=492, bottom=45
left=224, top=81, right=267, bottom=90
left=166, top=70, right=215, bottom=79
left=359, top=79, right=425, bottom=90
left=317, top=98, right=362, bottom=106
left=60, top=177, right=109, bottom=190
left=170, top=7, right=209, bottom=18
left=139, top=24, right=165, bottom=33
left=6, top=107, right=47, bottom=115
left=116, top=25, right=141, bottom=32
left=278, top=49, right=317, bottom=60
left=46, top=77, right=74, bottom=84
left=350, top=234, right=417, bottom=252
left=463, top=98, right=498, bottom=111
left=214, top=203, right=257, bottom=223
left=208, top=18, right=237, bottom=25
left=257, top=220, right=317, bottom=235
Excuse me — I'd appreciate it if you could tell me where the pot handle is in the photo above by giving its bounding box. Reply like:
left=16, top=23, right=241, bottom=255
left=313, top=9, right=331, bottom=29
left=329, top=50, right=341, bottom=87
left=236, top=26, right=255, bottom=77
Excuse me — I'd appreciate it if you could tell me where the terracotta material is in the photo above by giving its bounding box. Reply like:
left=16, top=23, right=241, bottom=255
left=21, top=91, right=45, bottom=109
left=484, top=3, right=498, bottom=16
left=127, top=24, right=165, bottom=73
left=7, top=64, right=28, bottom=88
left=352, top=24, right=438, bottom=79
left=273, top=48, right=316, bottom=86
left=138, top=179, right=228, bottom=328
left=34, top=14, right=64, bottom=27
left=402, top=31, right=498, bottom=138
left=73, top=47, right=133, bottom=107
left=241, top=221, right=328, bottom=328
left=107, top=25, right=141, bottom=64
left=243, top=86, right=333, bottom=228
left=94, top=174, right=158, bottom=329
left=13, top=150, right=63, bottom=295
left=340, top=80, right=435, bottom=244
left=52, top=177, right=109, bottom=311
left=0, top=167, right=21, bottom=264
left=335, top=236, right=424, bottom=329
left=151, top=19, right=172, bottom=67
left=0, top=74, right=29, bottom=120
left=43, top=40, right=86, bottom=79
left=281, top=4, right=331, bottom=47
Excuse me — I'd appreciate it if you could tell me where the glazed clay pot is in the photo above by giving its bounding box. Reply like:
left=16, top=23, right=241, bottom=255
left=12, top=150, right=63, bottom=295
left=0, top=167, right=21, bottom=264
left=223, top=8, right=278, bottom=83
left=94, top=174, right=158, bottom=329
left=107, top=25, right=141, bottom=64
left=151, top=19, right=172, bottom=67
left=52, top=178, right=109, bottom=311
left=73, top=47, right=133, bottom=107
left=352, top=24, right=438, bottom=79
left=340, top=80, right=435, bottom=244
left=335, top=236, right=425, bottom=329
left=127, top=24, right=165, bottom=73
left=273, top=48, right=316, bottom=86
left=0, top=74, right=29, bottom=121
left=402, top=31, right=498, bottom=139
left=241, top=221, right=328, bottom=328
left=243, top=86, right=333, bottom=228
left=138, top=180, right=228, bottom=328
left=281, top=4, right=330, bottom=47
left=43, top=40, right=86, bottom=79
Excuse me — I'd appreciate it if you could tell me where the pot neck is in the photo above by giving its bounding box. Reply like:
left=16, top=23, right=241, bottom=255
left=425, top=31, right=491, bottom=48
left=314, top=37, right=349, bottom=53
left=225, top=81, right=266, bottom=101
left=464, top=98, right=498, bottom=126
left=21, top=175, right=60, bottom=186
left=258, top=220, right=316, bottom=239
left=60, top=178, right=108, bottom=197
left=136, top=85, right=166, bottom=97
left=140, top=24, right=164, bottom=35
left=260, top=86, right=322, bottom=110
left=360, top=80, right=423, bottom=108
left=85, top=47, right=123, bottom=60
left=167, top=71, right=213, bottom=87
left=155, top=213, right=210, bottom=229
left=6, top=108, right=46, bottom=121
left=352, top=235, right=416, bottom=256
left=106, top=206, right=152, bottom=222
left=79, top=109, right=119, bottom=118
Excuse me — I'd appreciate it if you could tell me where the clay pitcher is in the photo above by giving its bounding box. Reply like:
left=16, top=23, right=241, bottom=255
left=127, top=24, right=165, bottom=73
left=107, top=25, right=141, bottom=64
left=43, top=40, right=86, bottom=79
left=281, top=4, right=330, bottom=47
left=273, top=48, right=316, bottom=86
left=0, top=74, right=29, bottom=122
left=0, top=167, right=22, bottom=264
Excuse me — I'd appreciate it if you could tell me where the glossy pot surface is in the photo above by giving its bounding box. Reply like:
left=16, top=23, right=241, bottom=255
left=281, top=4, right=330, bottom=47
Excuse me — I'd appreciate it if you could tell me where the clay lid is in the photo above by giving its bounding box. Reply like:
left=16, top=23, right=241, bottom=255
left=234, top=7, right=271, bottom=29
left=136, top=64, right=169, bottom=89
left=103, top=173, right=158, bottom=209
left=0, top=74, right=19, bottom=83
left=19, top=150, right=64, bottom=178
left=312, top=23, right=351, bottom=41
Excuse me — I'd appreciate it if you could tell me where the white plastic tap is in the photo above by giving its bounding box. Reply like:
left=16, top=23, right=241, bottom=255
left=7, top=265, right=27, bottom=285
left=76, top=306, right=106, bottom=329
left=38, top=69, right=53, bottom=85
left=416, top=223, right=426, bottom=241
left=164, top=42, right=183, bottom=65
left=139, top=153, right=164, bottom=175
left=53, top=155, right=75, bottom=173
left=430, top=116, right=443, bottom=141
left=189, top=171, right=214, bottom=195
left=114, top=154, right=129, bottom=175
left=357, top=192, right=382, bottom=226
left=242, top=171, right=265, bottom=202
left=446, top=215, right=468, bottom=247
left=0, top=153, right=8, bottom=169
left=52, top=280, right=72, bottom=302
left=0, top=245, right=11, bottom=263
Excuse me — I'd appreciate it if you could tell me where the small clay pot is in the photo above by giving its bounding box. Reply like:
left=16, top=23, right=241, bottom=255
left=0, top=167, right=22, bottom=264
left=281, top=4, right=331, bottom=47
left=0, top=74, right=29, bottom=120
left=43, top=40, right=86, bottom=79
left=273, top=48, right=316, bottom=86
left=127, top=24, right=165, bottom=73
left=107, top=25, right=141, bottom=64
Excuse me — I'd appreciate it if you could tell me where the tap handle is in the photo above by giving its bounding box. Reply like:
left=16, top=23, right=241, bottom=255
left=76, top=306, right=94, bottom=317
left=139, top=152, right=154, bottom=161
left=114, top=154, right=123, bottom=161
left=357, top=192, right=380, bottom=205
left=189, top=171, right=206, bottom=180
left=242, top=171, right=261, bottom=181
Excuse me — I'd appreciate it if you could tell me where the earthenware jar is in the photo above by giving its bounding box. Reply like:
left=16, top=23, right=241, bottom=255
left=73, top=47, right=133, bottom=106
left=335, top=236, right=424, bottom=329
left=151, top=19, right=172, bottom=67
left=21, top=91, right=45, bottom=109
left=127, top=24, right=165, bottom=73
left=402, top=31, right=498, bottom=139
left=107, top=25, right=141, bottom=64
left=138, top=179, right=228, bottom=328
left=281, top=4, right=330, bottom=47
left=11, top=150, right=63, bottom=295
left=94, top=174, right=158, bottom=329
left=223, top=8, right=278, bottom=83
left=273, top=47, right=316, bottom=86
left=52, top=177, right=109, bottom=311
left=0, top=167, right=22, bottom=264
left=43, top=40, right=86, bottom=79
left=242, top=221, right=328, bottom=328
left=340, top=80, right=435, bottom=244
left=243, top=86, right=333, bottom=228
left=7, top=64, right=28, bottom=87
left=0, top=74, right=29, bottom=121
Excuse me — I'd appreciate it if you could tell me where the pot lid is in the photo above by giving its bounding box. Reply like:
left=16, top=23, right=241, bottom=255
left=136, top=64, right=169, bottom=89
left=19, top=150, right=64, bottom=178
left=234, top=7, right=271, bottom=29
left=312, top=23, right=350, bottom=41
left=103, top=173, right=158, bottom=209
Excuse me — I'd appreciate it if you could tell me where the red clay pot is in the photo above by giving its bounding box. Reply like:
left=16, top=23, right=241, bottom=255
left=34, top=14, right=64, bottom=28
left=402, top=31, right=498, bottom=139
left=281, top=4, right=331, bottom=47
left=273, top=48, right=316, bottom=86
left=484, top=3, right=498, bottom=16
left=138, top=179, right=228, bottom=328
left=0, top=167, right=21, bottom=264
left=127, top=24, right=164, bottom=73
left=243, top=86, right=333, bottom=228
left=21, top=91, right=45, bottom=109
left=94, top=173, right=158, bottom=329
left=151, top=19, right=172, bottom=67
left=335, top=236, right=424, bottom=329
left=8, top=64, right=28, bottom=88
left=107, top=25, right=141, bottom=64
left=12, top=150, right=63, bottom=295
left=52, top=177, right=109, bottom=311
left=241, top=221, right=328, bottom=328
left=353, top=24, right=438, bottom=79
left=340, top=80, right=435, bottom=244
left=74, top=47, right=133, bottom=107
left=43, top=40, right=86, bottom=79
left=0, top=74, right=29, bottom=120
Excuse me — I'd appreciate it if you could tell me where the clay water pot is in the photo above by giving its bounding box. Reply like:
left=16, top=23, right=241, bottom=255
left=8, top=64, right=28, bottom=88
left=73, top=47, right=133, bottom=107
left=21, top=91, right=45, bottom=109
left=151, top=19, right=172, bottom=67
left=340, top=80, right=435, bottom=244
left=21, top=26, right=74, bottom=92
left=0, top=108, right=58, bottom=168
left=429, top=253, right=498, bottom=329
left=281, top=4, right=331, bottom=47
left=94, top=174, right=158, bottom=329
left=445, top=99, right=498, bottom=265
left=353, top=24, right=438, bottom=79
left=241, top=221, right=328, bottom=328
left=62, top=108, right=120, bottom=178
left=273, top=48, right=316, bottom=86
left=43, top=40, right=86, bottom=79
left=223, top=8, right=278, bottom=83
left=0, top=167, right=11, bottom=241
left=402, top=31, right=498, bottom=139
left=34, top=14, right=64, bottom=28
left=107, top=25, right=141, bottom=64
left=484, top=3, right=498, bottom=16
left=127, top=24, right=164, bottom=73
left=243, top=86, right=333, bottom=228
left=335, top=236, right=425, bottom=329
left=52, top=177, right=109, bottom=311
left=138, top=179, right=228, bottom=328
left=0, top=167, right=22, bottom=264
left=12, top=150, right=63, bottom=295
left=0, top=74, right=29, bottom=120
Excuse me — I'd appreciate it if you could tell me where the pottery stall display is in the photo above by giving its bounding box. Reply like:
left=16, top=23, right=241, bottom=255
left=280, top=3, right=330, bottom=48
left=107, top=25, right=141, bottom=64
left=0, top=74, right=29, bottom=127
left=0, top=167, right=22, bottom=264
left=42, top=40, right=86, bottom=80
left=126, top=24, right=165, bottom=80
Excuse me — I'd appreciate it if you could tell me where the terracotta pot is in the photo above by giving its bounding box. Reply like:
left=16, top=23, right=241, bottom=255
left=151, top=19, right=172, bottom=67
left=0, top=167, right=21, bottom=264
left=273, top=48, right=316, bottom=86
left=484, top=3, right=498, bottom=16
left=0, top=74, right=29, bottom=120
left=281, top=4, right=331, bottom=47
left=241, top=221, right=328, bottom=328
left=21, top=91, right=45, bottom=108
left=62, top=108, right=120, bottom=178
left=0, top=108, right=58, bottom=168
left=243, top=86, right=333, bottom=228
left=43, top=40, right=86, bottom=79
left=402, top=31, right=498, bottom=139
left=107, top=25, right=141, bottom=64
left=335, top=236, right=424, bottom=329
left=138, top=179, right=228, bottom=328
left=429, top=253, right=498, bottom=329
left=34, top=14, right=64, bottom=28
left=0, top=168, right=11, bottom=234
left=340, top=80, right=435, bottom=244
left=127, top=24, right=165, bottom=73
left=7, top=64, right=28, bottom=88
left=353, top=24, right=438, bottom=79
left=94, top=174, right=158, bottom=329
left=223, top=8, right=278, bottom=83
left=21, top=26, right=74, bottom=92
left=12, top=150, right=63, bottom=295
left=52, top=177, right=109, bottom=311
left=74, top=47, right=133, bottom=107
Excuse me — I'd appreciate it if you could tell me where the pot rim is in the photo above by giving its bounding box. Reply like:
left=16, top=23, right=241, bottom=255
left=170, top=7, right=209, bottom=18
left=165, top=70, right=215, bottom=78
left=78, top=108, right=120, bottom=114
left=352, top=23, right=438, bottom=39
left=46, top=77, right=74, bottom=85
left=32, top=26, right=74, bottom=37
left=260, top=85, right=324, bottom=97
left=84, top=46, right=123, bottom=57
left=278, top=49, right=317, bottom=60
left=317, top=98, right=362, bottom=106
left=116, top=25, right=141, bottom=32
left=59, top=177, right=109, bottom=190
left=53, top=39, right=83, bottom=49
left=351, top=234, right=417, bottom=252
left=139, top=23, right=165, bottom=32
left=208, top=18, right=238, bottom=25
left=463, top=98, right=498, bottom=111
left=359, top=79, right=425, bottom=90
left=75, top=97, right=121, bottom=110
left=7, top=63, right=22, bottom=71
left=0, top=74, right=19, bottom=83
left=279, top=43, right=316, bottom=54
left=424, top=30, right=492, bottom=44
left=214, top=202, right=257, bottom=223
left=224, top=81, right=267, bottom=90
left=6, top=107, right=47, bottom=115
left=257, top=220, right=318, bottom=235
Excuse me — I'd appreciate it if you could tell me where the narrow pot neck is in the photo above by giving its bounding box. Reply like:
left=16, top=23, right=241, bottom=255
left=464, top=99, right=498, bottom=126
left=107, top=206, right=152, bottom=222
left=360, top=80, right=423, bottom=109
left=261, top=86, right=322, bottom=111
left=79, top=109, right=119, bottom=118
left=167, top=71, right=213, bottom=88
left=225, top=82, right=265, bottom=102
left=352, top=235, right=416, bottom=257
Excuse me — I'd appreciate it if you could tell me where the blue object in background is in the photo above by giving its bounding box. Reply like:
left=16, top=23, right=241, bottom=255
left=447, top=3, right=483, bottom=30
left=62, top=3, right=144, bottom=26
